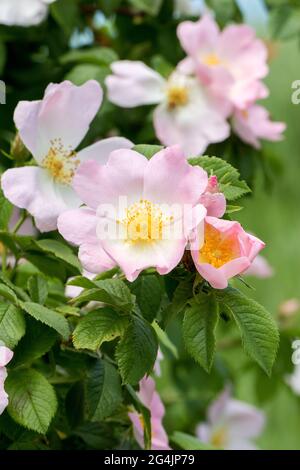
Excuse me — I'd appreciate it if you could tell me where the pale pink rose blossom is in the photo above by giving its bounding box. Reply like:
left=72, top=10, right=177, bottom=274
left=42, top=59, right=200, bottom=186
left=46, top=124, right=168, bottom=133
left=106, top=62, right=230, bottom=156
left=0, top=345, right=13, bottom=415
left=232, top=105, right=286, bottom=149
left=199, top=175, right=226, bottom=218
left=128, top=376, right=170, bottom=450
left=279, top=299, right=300, bottom=317
left=244, top=254, right=274, bottom=279
left=177, top=14, right=269, bottom=109
left=191, top=216, right=265, bottom=289
left=58, top=145, right=208, bottom=282
left=197, top=388, right=265, bottom=449
left=0, top=0, right=56, bottom=27
left=2, top=80, right=132, bottom=232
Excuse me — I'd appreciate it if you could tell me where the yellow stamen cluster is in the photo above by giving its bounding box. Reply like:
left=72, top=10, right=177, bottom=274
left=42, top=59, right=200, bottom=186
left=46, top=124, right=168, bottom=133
left=203, top=53, right=222, bottom=67
left=211, top=427, right=227, bottom=448
left=167, top=86, right=189, bottom=108
left=119, top=199, right=172, bottom=243
left=199, top=224, right=237, bottom=268
left=42, top=138, right=80, bottom=185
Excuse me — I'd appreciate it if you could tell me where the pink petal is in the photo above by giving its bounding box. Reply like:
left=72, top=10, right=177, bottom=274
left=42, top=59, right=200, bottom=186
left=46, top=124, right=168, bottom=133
left=2, top=167, right=80, bottom=232
left=224, top=399, right=266, bottom=440
left=57, top=207, right=98, bottom=246
left=153, top=84, right=230, bottom=156
left=78, top=241, right=116, bottom=274
left=106, top=61, right=165, bottom=107
left=144, top=145, right=208, bottom=205
left=177, top=14, right=220, bottom=57
left=14, top=80, right=102, bottom=162
left=200, top=192, right=226, bottom=218
left=77, top=137, right=133, bottom=164
left=0, top=347, right=13, bottom=367
left=73, top=149, right=148, bottom=209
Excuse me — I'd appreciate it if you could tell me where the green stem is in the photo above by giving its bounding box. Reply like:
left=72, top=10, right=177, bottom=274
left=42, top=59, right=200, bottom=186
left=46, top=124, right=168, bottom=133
left=12, top=210, right=27, bottom=234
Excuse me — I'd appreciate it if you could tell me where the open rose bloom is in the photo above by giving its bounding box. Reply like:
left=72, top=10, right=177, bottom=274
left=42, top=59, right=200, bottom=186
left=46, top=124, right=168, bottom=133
left=58, top=145, right=208, bottom=282
left=191, top=216, right=265, bottom=289
left=106, top=63, right=230, bottom=155
left=0, top=0, right=56, bottom=26
left=128, top=376, right=170, bottom=450
left=106, top=14, right=285, bottom=152
left=2, top=81, right=132, bottom=232
left=197, top=388, right=265, bottom=449
left=0, top=346, right=13, bottom=415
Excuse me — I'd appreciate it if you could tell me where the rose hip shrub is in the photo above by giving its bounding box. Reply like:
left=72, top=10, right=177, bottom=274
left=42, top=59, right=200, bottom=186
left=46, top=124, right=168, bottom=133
left=0, top=0, right=298, bottom=451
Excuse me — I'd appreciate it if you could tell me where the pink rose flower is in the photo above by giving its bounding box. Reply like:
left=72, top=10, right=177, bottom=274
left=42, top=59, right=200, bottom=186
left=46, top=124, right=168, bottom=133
left=58, top=145, right=208, bottom=282
left=232, top=105, right=286, bottom=149
left=177, top=14, right=269, bottom=109
left=106, top=62, right=230, bottom=156
left=0, top=345, right=13, bottom=415
left=197, top=387, right=265, bottom=449
left=199, top=175, right=226, bottom=218
left=191, top=216, right=265, bottom=289
left=128, top=376, right=170, bottom=450
left=2, top=80, right=132, bottom=232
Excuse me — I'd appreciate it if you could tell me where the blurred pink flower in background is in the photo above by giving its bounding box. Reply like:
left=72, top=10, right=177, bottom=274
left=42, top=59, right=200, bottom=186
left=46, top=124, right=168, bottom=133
left=191, top=216, right=265, bottom=289
left=0, top=345, right=13, bottom=415
left=128, top=376, right=170, bottom=450
left=232, top=105, right=286, bottom=149
left=279, top=299, right=300, bottom=317
left=58, top=145, right=208, bottom=281
left=244, top=254, right=274, bottom=279
left=0, top=0, right=56, bottom=27
left=106, top=63, right=230, bottom=155
left=177, top=13, right=268, bottom=110
left=197, top=387, right=265, bottom=449
left=2, top=80, right=132, bottom=232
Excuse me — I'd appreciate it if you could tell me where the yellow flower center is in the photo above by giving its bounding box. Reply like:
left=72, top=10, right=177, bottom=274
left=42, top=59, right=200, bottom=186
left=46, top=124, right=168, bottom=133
left=241, top=109, right=249, bottom=120
left=42, top=139, right=80, bottom=185
left=199, top=224, right=238, bottom=268
left=203, top=53, right=222, bottom=67
left=167, top=85, right=188, bottom=108
left=211, top=427, right=227, bottom=448
left=119, top=199, right=172, bottom=244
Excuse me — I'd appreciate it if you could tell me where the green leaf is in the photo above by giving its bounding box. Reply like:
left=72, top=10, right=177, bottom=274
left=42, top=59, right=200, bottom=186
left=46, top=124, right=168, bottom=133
left=0, top=283, right=18, bottom=304
left=152, top=320, right=178, bottom=359
left=6, top=369, right=57, bottom=434
left=133, top=144, right=164, bottom=159
left=0, top=188, right=12, bottom=230
left=27, top=275, right=48, bottom=305
left=11, top=318, right=57, bottom=367
left=171, top=431, right=216, bottom=450
left=61, top=47, right=118, bottom=66
left=269, top=6, right=300, bottom=40
left=189, top=156, right=251, bottom=201
left=65, top=64, right=109, bottom=87
left=67, top=276, right=97, bottom=290
left=131, top=275, right=162, bottom=322
left=34, top=239, right=81, bottom=272
left=21, top=302, right=70, bottom=340
left=0, top=304, right=25, bottom=349
left=216, top=287, right=279, bottom=375
left=183, top=292, right=219, bottom=372
left=86, top=359, right=122, bottom=421
left=71, top=279, right=134, bottom=313
left=129, top=0, right=163, bottom=15
left=161, top=277, right=193, bottom=329
left=116, top=316, right=158, bottom=384
left=73, top=308, right=129, bottom=351
left=50, top=0, right=79, bottom=35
